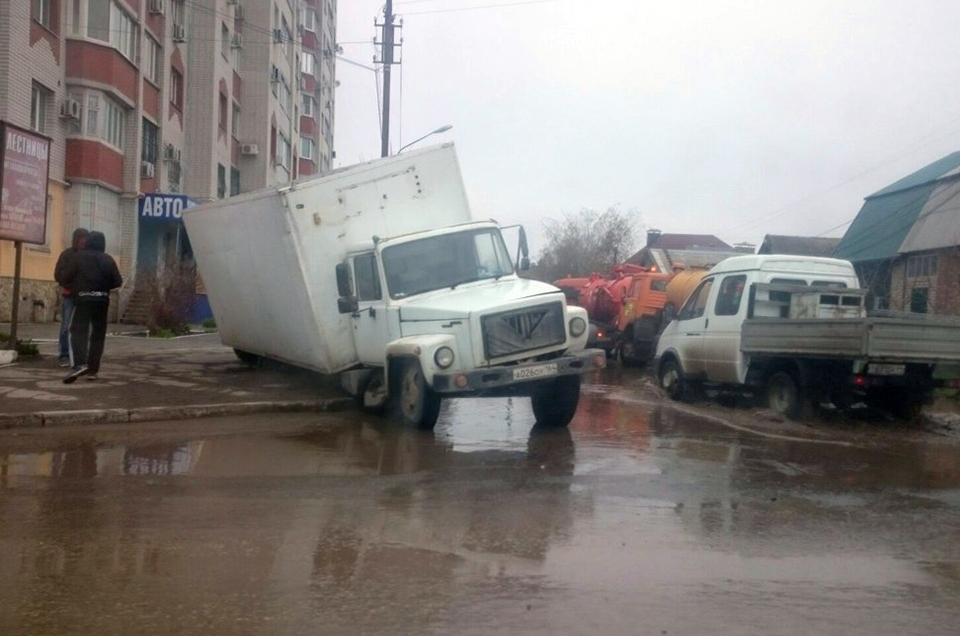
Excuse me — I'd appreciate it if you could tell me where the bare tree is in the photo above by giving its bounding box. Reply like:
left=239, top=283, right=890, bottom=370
left=534, top=207, right=640, bottom=282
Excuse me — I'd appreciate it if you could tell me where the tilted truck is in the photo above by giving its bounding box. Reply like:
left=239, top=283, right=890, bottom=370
left=182, top=143, right=605, bottom=430
left=653, top=254, right=960, bottom=419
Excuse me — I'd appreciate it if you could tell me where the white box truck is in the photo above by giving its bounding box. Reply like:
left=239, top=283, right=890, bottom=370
left=183, top=143, right=605, bottom=430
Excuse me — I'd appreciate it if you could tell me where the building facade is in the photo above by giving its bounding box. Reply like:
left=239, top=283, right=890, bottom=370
left=0, top=0, right=337, bottom=323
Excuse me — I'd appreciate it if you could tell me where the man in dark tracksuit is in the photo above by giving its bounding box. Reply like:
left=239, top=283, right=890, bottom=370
left=58, top=231, right=123, bottom=383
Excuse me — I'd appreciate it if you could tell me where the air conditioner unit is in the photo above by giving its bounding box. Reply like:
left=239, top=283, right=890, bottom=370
left=172, top=23, right=186, bottom=42
left=141, top=161, right=155, bottom=178
left=162, top=143, right=177, bottom=161
left=273, top=29, right=284, bottom=43
left=149, top=0, right=164, bottom=15
left=240, top=143, right=259, bottom=155
left=270, top=67, right=280, bottom=83
left=60, top=98, right=81, bottom=120
left=231, top=33, right=243, bottom=48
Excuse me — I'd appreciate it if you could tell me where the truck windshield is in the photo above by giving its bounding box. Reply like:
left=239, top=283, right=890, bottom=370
left=382, top=228, right=514, bottom=299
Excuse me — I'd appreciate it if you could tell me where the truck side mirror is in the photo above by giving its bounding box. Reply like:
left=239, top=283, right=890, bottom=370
left=338, top=295, right=359, bottom=314
left=335, top=263, right=353, bottom=297
left=517, top=227, right=530, bottom=270
left=520, top=256, right=530, bottom=271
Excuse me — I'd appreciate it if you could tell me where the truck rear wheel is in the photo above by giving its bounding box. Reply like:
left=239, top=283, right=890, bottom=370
left=394, top=360, right=442, bottom=430
left=531, top=375, right=581, bottom=428
left=767, top=371, right=803, bottom=419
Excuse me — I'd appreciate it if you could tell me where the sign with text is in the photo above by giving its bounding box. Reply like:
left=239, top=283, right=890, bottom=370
left=138, top=193, right=198, bottom=223
left=0, top=122, right=51, bottom=244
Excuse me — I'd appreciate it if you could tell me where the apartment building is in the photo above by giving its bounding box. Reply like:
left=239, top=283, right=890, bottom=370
left=0, top=0, right=337, bottom=323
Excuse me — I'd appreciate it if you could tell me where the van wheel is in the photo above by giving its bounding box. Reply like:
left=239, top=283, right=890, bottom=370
left=659, top=358, right=687, bottom=401
left=531, top=375, right=581, bottom=428
left=394, top=360, right=441, bottom=430
left=767, top=371, right=803, bottom=419
left=233, top=349, right=261, bottom=366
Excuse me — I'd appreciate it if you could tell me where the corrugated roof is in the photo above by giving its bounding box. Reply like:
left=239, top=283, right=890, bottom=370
left=834, top=150, right=960, bottom=262
left=833, top=183, right=936, bottom=262
left=898, top=177, right=960, bottom=253
left=648, top=233, right=731, bottom=250
left=868, top=150, right=960, bottom=198
left=758, top=235, right=842, bottom=257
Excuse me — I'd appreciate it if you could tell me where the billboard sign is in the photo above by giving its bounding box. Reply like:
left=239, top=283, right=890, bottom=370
left=0, top=121, right=51, bottom=245
left=138, top=193, right=198, bottom=223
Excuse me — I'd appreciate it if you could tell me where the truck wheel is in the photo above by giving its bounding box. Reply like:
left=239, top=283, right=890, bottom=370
left=767, top=371, right=803, bottom=419
left=531, top=375, right=581, bottom=427
left=659, top=358, right=687, bottom=401
left=618, top=339, right=638, bottom=367
left=394, top=360, right=442, bottom=430
left=233, top=349, right=261, bottom=366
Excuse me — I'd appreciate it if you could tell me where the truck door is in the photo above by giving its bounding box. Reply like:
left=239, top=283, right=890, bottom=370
left=350, top=253, right=389, bottom=365
left=671, top=277, right=714, bottom=376
left=702, top=274, right=747, bottom=383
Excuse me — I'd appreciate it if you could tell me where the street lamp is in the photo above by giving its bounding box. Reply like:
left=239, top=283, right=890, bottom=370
left=397, top=125, right=453, bottom=154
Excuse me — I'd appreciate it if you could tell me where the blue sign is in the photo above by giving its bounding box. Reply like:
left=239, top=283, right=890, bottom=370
left=138, top=193, right=198, bottom=223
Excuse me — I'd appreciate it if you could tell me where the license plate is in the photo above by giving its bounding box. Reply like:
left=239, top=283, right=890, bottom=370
left=869, top=363, right=905, bottom=376
left=513, top=362, right=558, bottom=380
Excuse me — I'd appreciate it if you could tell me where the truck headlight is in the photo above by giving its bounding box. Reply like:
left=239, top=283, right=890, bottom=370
left=569, top=317, right=587, bottom=337
left=434, top=346, right=455, bottom=369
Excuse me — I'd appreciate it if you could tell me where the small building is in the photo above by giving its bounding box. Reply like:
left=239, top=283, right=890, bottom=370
left=758, top=235, right=841, bottom=258
left=834, top=150, right=960, bottom=315
left=626, top=230, right=741, bottom=274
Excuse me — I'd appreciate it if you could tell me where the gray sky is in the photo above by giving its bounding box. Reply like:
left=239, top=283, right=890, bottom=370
left=333, top=0, right=960, bottom=257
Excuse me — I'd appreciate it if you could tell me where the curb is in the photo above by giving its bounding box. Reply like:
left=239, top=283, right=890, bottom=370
left=0, top=398, right=356, bottom=430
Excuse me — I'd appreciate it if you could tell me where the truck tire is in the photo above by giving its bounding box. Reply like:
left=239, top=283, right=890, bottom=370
left=766, top=371, right=803, bottom=419
left=233, top=349, right=261, bottom=366
left=394, top=360, right=442, bottom=430
left=659, top=358, right=688, bottom=401
left=531, top=375, right=581, bottom=428
left=618, top=338, right=639, bottom=367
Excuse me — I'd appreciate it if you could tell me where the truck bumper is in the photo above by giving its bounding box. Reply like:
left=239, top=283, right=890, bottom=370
left=431, top=348, right=606, bottom=396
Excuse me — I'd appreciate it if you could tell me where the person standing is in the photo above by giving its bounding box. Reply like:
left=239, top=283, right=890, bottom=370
left=53, top=227, right=89, bottom=367
left=58, top=231, right=123, bottom=383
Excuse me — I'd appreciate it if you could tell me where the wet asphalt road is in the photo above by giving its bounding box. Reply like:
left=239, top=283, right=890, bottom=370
left=1, top=369, right=959, bottom=636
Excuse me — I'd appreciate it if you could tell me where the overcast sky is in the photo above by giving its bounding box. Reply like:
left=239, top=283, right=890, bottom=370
left=333, top=0, right=960, bottom=257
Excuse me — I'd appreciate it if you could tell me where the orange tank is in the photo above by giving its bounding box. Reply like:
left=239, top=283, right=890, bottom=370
left=663, top=267, right=710, bottom=313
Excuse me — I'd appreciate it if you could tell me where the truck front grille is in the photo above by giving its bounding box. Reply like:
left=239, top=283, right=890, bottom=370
left=482, top=302, right=565, bottom=359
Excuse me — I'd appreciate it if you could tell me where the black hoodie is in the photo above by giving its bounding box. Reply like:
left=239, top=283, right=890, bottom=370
left=59, top=231, right=123, bottom=303
left=54, top=227, right=90, bottom=297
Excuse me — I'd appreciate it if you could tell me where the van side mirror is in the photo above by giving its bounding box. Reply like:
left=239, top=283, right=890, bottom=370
left=335, top=263, right=353, bottom=297
left=338, top=296, right=359, bottom=314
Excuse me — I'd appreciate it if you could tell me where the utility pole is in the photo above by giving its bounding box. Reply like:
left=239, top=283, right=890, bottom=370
left=376, top=1, right=401, bottom=157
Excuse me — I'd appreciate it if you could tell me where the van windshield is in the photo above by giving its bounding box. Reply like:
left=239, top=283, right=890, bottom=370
left=382, top=228, right=514, bottom=299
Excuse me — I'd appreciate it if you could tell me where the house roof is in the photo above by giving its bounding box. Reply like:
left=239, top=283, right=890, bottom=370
left=758, top=235, right=842, bottom=258
left=646, top=233, right=731, bottom=250
left=834, top=150, right=960, bottom=262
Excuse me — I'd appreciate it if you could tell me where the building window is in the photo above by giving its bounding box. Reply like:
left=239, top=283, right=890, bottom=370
left=217, top=164, right=226, bottom=199
left=170, top=68, right=184, bottom=109
left=907, top=253, right=938, bottom=278
left=301, top=6, right=316, bottom=32
left=31, top=83, right=51, bottom=133
left=103, top=99, right=125, bottom=148
left=32, top=0, right=52, bottom=28
left=301, top=52, right=316, bottom=76
left=142, top=118, right=158, bottom=164
left=271, top=66, right=279, bottom=97
left=232, top=103, right=240, bottom=137
left=221, top=22, right=230, bottom=58
left=277, top=132, right=291, bottom=170
left=301, top=94, right=315, bottom=118
left=219, top=92, right=228, bottom=131
left=299, top=136, right=315, bottom=161
left=230, top=168, right=240, bottom=196
left=65, top=89, right=125, bottom=149
left=281, top=15, right=292, bottom=58
left=910, top=287, right=928, bottom=314
left=278, top=76, right=291, bottom=114
left=171, top=0, right=184, bottom=25
left=144, top=36, right=160, bottom=84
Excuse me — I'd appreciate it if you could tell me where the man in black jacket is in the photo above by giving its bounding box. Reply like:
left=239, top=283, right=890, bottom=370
left=57, top=231, right=123, bottom=383
left=53, top=227, right=89, bottom=366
